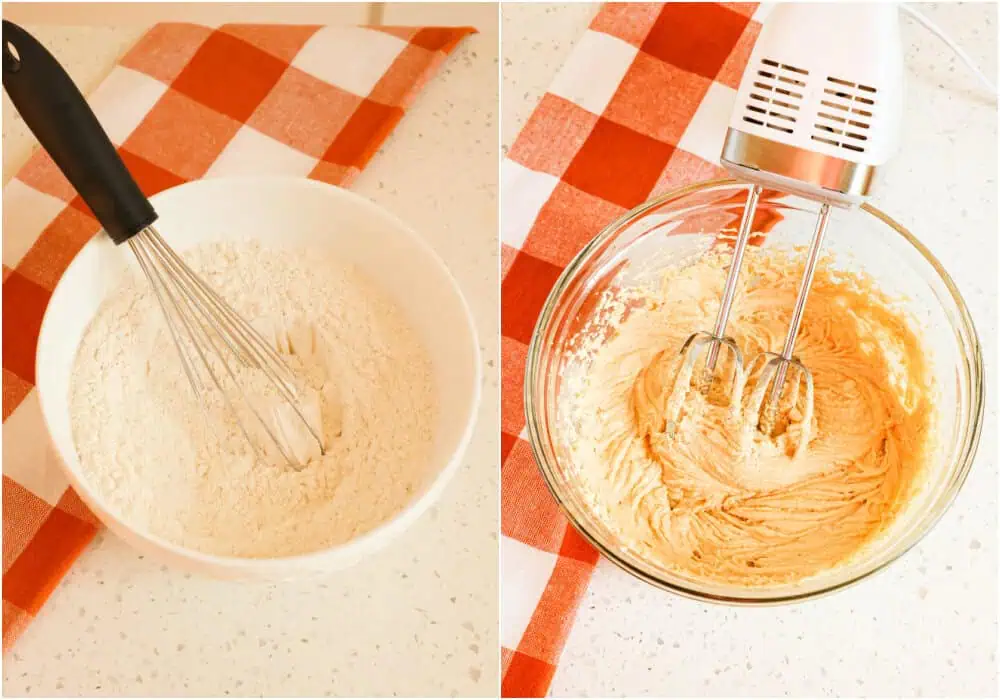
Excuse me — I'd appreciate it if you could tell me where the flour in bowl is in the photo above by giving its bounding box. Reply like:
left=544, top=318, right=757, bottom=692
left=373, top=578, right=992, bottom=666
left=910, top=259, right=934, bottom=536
left=69, top=241, right=437, bottom=558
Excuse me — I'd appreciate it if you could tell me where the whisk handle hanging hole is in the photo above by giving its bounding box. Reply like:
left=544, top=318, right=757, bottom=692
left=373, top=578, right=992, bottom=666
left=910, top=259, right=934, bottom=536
left=1, top=21, right=156, bottom=244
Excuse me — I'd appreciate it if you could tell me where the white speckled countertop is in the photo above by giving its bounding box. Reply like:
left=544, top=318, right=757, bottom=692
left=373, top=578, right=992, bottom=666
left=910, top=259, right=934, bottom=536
left=503, top=2, right=997, bottom=697
left=2, top=4, right=499, bottom=697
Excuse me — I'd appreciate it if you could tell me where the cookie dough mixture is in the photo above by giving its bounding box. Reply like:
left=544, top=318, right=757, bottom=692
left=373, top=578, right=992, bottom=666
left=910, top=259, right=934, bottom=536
left=562, top=246, right=934, bottom=586
left=70, top=241, right=437, bottom=558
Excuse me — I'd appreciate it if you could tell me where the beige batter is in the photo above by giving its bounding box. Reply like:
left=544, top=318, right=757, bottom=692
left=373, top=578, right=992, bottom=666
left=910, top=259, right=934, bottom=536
left=562, top=246, right=934, bottom=586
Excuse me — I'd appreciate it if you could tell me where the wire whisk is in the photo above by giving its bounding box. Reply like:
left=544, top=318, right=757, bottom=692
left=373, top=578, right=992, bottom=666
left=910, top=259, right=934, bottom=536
left=2, top=22, right=324, bottom=467
left=130, top=226, right=326, bottom=466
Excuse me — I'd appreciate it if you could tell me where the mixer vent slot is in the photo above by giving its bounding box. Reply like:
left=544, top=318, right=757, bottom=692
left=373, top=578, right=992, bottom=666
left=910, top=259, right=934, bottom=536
left=744, top=58, right=807, bottom=135
left=812, top=75, right=877, bottom=153
left=810, top=134, right=865, bottom=153
left=821, top=76, right=876, bottom=123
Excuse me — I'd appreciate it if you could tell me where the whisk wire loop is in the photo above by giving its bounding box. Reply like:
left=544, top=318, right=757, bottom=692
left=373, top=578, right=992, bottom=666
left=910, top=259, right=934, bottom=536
left=146, top=229, right=325, bottom=446
left=129, top=225, right=325, bottom=466
left=132, top=229, right=299, bottom=464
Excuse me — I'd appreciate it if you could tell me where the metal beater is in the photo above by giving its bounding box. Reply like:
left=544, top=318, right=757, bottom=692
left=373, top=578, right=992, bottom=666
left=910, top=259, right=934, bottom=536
left=3, top=21, right=325, bottom=466
left=672, top=2, right=905, bottom=457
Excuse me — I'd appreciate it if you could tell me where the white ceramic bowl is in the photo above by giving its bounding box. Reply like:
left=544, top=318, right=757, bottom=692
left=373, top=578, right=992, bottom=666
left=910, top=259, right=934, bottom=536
left=35, top=176, right=481, bottom=579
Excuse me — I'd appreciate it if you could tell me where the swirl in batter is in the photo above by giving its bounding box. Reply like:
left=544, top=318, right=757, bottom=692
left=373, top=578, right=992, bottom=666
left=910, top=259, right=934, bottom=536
left=562, top=248, right=934, bottom=586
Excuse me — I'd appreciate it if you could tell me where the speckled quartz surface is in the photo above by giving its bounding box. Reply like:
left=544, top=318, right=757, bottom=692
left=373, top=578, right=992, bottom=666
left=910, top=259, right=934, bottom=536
left=2, top=7, right=499, bottom=698
left=503, top=2, right=997, bottom=697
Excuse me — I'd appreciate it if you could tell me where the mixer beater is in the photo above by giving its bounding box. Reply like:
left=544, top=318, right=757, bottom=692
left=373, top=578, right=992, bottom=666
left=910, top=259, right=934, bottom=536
left=742, top=203, right=829, bottom=457
left=670, top=2, right=904, bottom=457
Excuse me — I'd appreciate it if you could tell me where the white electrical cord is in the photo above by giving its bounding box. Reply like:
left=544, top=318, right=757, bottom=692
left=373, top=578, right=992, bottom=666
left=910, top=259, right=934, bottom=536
left=900, top=2, right=998, bottom=97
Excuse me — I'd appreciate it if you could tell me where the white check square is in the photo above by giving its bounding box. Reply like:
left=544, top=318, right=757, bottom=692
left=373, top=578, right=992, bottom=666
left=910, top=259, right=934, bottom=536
left=88, top=66, right=168, bottom=146
left=2, top=390, right=70, bottom=507
left=549, top=30, right=639, bottom=117
left=501, top=159, right=560, bottom=250
left=293, top=27, right=408, bottom=98
left=204, top=126, right=319, bottom=179
left=2, top=179, right=66, bottom=268
left=677, top=81, right=738, bottom=165
left=501, top=535, right=558, bottom=649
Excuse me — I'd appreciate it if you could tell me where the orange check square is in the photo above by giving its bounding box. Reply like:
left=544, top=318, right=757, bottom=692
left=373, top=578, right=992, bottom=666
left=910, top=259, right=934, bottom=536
left=370, top=43, right=441, bottom=108
left=589, top=2, right=663, bottom=47
left=501, top=431, right=518, bottom=466
left=721, top=2, right=757, bottom=18
left=718, top=20, right=762, bottom=90
left=501, top=251, right=564, bottom=346
left=322, top=99, right=404, bottom=169
left=501, top=646, right=515, bottom=677
left=652, top=148, right=726, bottom=197
left=605, top=52, right=712, bottom=144
left=3, top=600, right=31, bottom=652
left=507, top=94, right=598, bottom=180
left=219, top=24, right=321, bottom=62
left=249, top=67, right=362, bottom=159
left=2, top=369, right=32, bottom=422
left=559, top=524, right=599, bottom=565
left=501, top=243, right=519, bottom=279
left=2, top=477, right=53, bottom=573
left=502, top=336, right=528, bottom=437
left=411, top=26, right=472, bottom=52
left=502, top=651, right=556, bottom=700
left=55, top=489, right=101, bottom=528
left=119, top=23, right=213, bottom=85
left=117, top=149, right=189, bottom=197
left=563, top=117, right=674, bottom=210
left=15, top=151, right=75, bottom=203
left=2, top=271, right=51, bottom=385
left=641, top=2, right=750, bottom=81
left=501, top=438, right=566, bottom=554
left=517, top=557, right=594, bottom=663
left=16, top=207, right=101, bottom=291
left=124, top=89, right=241, bottom=180
left=172, top=30, right=289, bottom=123
left=523, top=182, right=628, bottom=268
left=2, top=507, right=97, bottom=614
left=308, top=161, right=359, bottom=188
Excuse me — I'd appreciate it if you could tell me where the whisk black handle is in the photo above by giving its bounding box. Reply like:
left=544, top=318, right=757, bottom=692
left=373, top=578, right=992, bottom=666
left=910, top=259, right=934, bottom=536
left=2, top=21, right=156, bottom=244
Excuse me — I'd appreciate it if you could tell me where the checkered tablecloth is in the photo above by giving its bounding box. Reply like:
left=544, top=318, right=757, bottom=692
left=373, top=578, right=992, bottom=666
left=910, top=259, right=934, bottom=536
left=500, top=3, right=766, bottom=696
left=2, top=20, right=472, bottom=652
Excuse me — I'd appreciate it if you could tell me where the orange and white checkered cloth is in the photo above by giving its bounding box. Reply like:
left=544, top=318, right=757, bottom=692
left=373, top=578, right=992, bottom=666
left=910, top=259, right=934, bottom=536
left=2, top=20, right=472, bottom=652
left=500, top=3, right=767, bottom=696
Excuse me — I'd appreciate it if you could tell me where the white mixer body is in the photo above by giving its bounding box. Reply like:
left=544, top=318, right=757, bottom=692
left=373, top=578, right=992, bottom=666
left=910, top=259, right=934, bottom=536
left=721, top=2, right=905, bottom=206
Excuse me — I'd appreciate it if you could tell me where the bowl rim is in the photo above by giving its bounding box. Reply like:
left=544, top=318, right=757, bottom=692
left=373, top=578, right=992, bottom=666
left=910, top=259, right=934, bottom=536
left=524, top=177, right=985, bottom=605
left=35, top=175, right=483, bottom=575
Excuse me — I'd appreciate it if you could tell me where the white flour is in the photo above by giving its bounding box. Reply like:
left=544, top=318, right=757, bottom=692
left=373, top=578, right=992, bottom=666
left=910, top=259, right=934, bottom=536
left=69, top=241, right=437, bottom=558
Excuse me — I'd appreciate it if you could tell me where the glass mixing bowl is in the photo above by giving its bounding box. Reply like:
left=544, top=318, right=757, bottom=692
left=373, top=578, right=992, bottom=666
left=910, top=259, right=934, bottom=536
left=524, top=179, right=984, bottom=604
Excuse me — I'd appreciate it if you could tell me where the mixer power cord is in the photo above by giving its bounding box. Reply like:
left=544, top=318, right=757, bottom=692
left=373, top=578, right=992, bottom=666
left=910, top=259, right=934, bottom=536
left=900, top=2, right=998, bottom=97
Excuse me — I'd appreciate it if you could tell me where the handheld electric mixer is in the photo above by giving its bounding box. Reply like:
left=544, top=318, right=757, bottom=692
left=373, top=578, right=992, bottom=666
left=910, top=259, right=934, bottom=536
left=672, top=2, right=905, bottom=457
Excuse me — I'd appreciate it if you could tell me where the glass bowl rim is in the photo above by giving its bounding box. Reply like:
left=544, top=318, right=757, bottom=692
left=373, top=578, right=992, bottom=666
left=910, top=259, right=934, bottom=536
left=523, top=177, right=985, bottom=605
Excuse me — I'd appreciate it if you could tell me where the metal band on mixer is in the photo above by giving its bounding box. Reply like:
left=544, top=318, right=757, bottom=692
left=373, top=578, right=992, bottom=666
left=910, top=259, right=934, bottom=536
left=720, top=129, right=877, bottom=200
